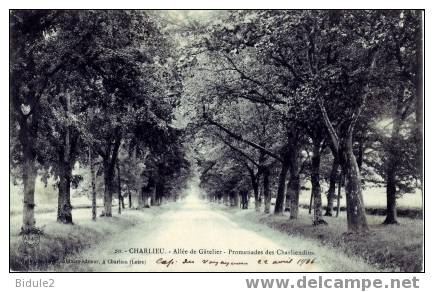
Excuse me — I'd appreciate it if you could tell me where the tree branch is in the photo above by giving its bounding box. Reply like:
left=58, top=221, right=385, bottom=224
left=224, top=55, right=279, bottom=101
left=317, top=96, right=339, bottom=153
left=203, top=112, right=282, bottom=161
left=216, top=133, right=260, bottom=167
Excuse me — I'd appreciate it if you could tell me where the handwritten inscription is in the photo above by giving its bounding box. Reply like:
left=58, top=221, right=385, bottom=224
left=182, top=259, right=194, bottom=264
left=156, top=258, right=175, bottom=267
left=258, top=258, right=315, bottom=266
left=155, top=257, right=315, bottom=268
left=202, top=259, right=248, bottom=267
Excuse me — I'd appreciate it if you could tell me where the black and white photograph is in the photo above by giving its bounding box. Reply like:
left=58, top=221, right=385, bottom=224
left=9, top=8, right=424, bottom=274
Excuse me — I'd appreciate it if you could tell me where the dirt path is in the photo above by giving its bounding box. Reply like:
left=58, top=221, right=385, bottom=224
left=55, top=188, right=375, bottom=272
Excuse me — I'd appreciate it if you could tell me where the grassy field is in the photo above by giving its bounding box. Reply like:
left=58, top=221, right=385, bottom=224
left=295, top=183, right=423, bottom=209
left=10, top=177, right=109, bottom=216
left=224, top=206, right=423, bottom=272
left=268, top=185, right=423, bottom=218
left=299, top=186, right=423, bottom=219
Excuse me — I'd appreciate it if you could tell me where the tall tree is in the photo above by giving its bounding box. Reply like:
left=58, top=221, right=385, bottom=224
left=380, top=10, right=422, bottom=224
left=10, top=10, right=77, bottom=231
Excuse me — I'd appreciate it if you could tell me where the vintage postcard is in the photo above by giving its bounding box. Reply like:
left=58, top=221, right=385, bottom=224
left=9, top=9, right=424, bottom=272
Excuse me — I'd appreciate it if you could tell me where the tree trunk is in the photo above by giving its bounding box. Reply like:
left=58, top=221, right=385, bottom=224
left=383, top=111, right=402, bottom=224
left=101, top=137, right=121, bottom=217
left=357, top=140, right=364, bottom=168
left=21, top=145, right=37, bottom=233
left=57, top=161, right=73, bottom=224
left=263, top=168, right=271, bottom=214
left=143, top=191, right=150, bottom=208
left=288, top=174, right=300, bottom=219
left=131, top=148, right=141, bottom=209
left=244, top=191, right=249, bottom=209
left=248, top=168, right=260, bottom=211
left=384, top=169, right=398, bottom=224
left=57, top=93, right=73, bottom=224
left=156, top=181, right=164, bottom=206
left=143, top=188, right=149, bottom=208
left=308, top=189, right=313, bottom=214
left=288, top=150, right=301, bottom=219
left=137, top=188, right=143, bottom=208
left=89, top=149, right=97, bottom=221
left=145, top=191, right=151, bottom=207
left=17, top=93, right=40, bottom=233
left=103, top=161, right=115, bottom=217
left=325, top=157, right=339, bottom=216
left=252, top=177, right=260, bottom=211
left=336, top=172, right=342, bottom=217
left=311, top=140, right=327, bottom=225
left=145, top=177, right=154, bottom=208
left=341, top=137, right=369, bottom=232
left=284, top=179, right=291, bottom=212
left=318, top=93, right=369, bottom=232
left=274, top=159, right=290, bottom=215
left=116, top=160, right=122, bottom=215
left=240, top=189, right=248, bottom=209
left=235, top=190, right=240, bottom=208
left=151, top=181, right=163, bottom=206
left=150, top=189, right=155, bottom=206
left=128, top=187, right=132, bottom=209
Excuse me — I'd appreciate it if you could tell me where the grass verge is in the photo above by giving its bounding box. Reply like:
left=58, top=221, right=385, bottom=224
left=223, top=206, right=423, bottom=272
left=10, top=208, right=163, bottom=271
